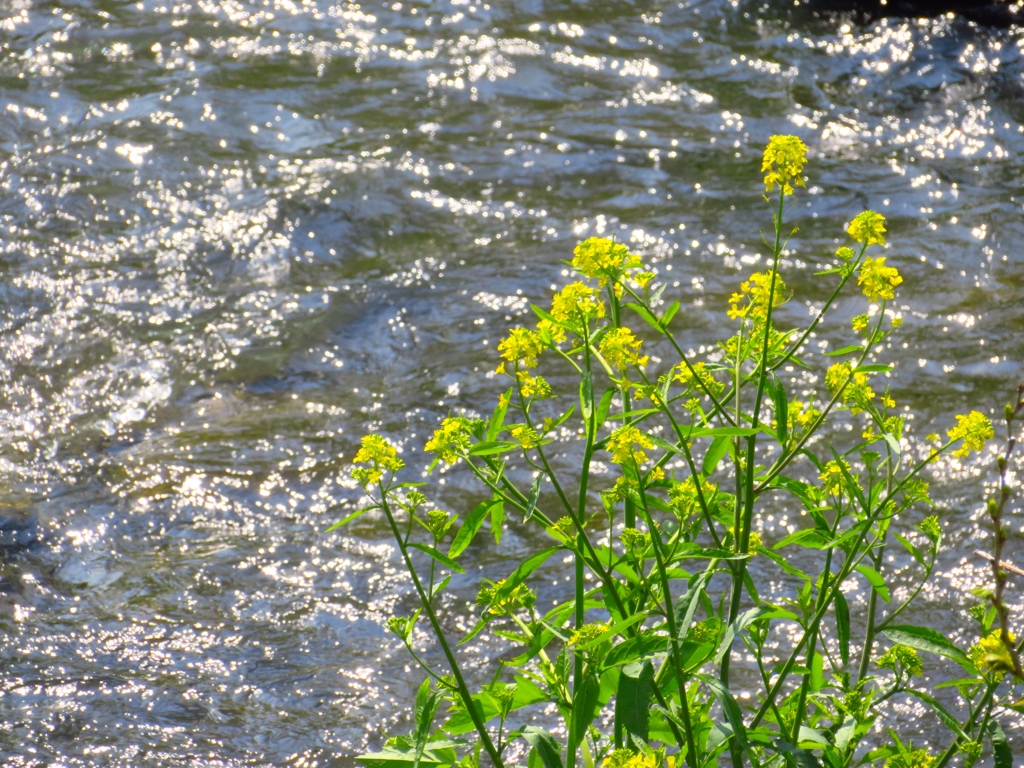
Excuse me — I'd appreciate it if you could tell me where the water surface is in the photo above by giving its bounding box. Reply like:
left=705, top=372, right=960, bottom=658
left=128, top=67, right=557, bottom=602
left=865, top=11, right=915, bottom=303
left=1, top=0, right=1023, bottom=764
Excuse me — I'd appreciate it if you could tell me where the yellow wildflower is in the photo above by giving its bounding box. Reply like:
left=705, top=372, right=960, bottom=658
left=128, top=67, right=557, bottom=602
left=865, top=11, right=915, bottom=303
left=497, top=327, right=543, bottom=368
left=947, top=411, right=994, bottom=459
left=604, top=749, right=660, bottom=768
left=607, top=425, right=654, bottom=466
left=352, top=434, right=404, bottom=485
left=569, top=623, right=609, bottom=647
left=550, top=282, right=606, bottom=325
left=425, top=416, right=476, bottom=464
left=674, top=360, right=724, bottom=397
left=879, top=644, right=923, bottom=677
left=509, top=425, right=540, bottom=449
left=761, top=135, right=808, bottom=195
left=969, top=630, right=1017, bottom=677
left=836, top=246, right=856, bottom=262
left=848, top=210, right=887, bottom=246
left=859, top=256, right=903, bottom=302
left=727, top=271, right=788, bottom=323
left=536, top=317, right=566, bottom=345
left=825, top=361, right=875, bottom=413
left=669, top=476, right=716, bottom=518
left=517, top=371, right=553, bottom=399
left=884, top=748, right=933, bottom=768
left=599, top=327, right=648, bottom=370
left=572, top=237, right=641, bottom=286
left=852, top=314, right=869, bottom=333
left=820, top=459, right=856, bottom=496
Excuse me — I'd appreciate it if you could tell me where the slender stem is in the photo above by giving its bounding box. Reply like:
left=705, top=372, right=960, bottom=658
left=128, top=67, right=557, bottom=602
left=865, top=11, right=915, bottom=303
left=378, top=486, right=506, bottom=768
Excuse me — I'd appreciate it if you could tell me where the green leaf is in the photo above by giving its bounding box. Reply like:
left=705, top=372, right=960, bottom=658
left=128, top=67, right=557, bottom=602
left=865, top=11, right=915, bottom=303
left=581, top=371, right=594, bottom=423
left=894, top=533, right=925, bottom=567
left=408, top=543, right=466, bottom=574
left=449, top=498, right=501, bottom=558
left=674, top=571, right=712, bottom=639
left=904, top=689, right=968, bottom=741
left=661, top=301, right=681, bottom=327
left=414, top=680, right=442, bottom=768
left=569, top=673, right=601, bottom=752
left=855, top=364, right=893, bottom=373
left=856, top=565, right=890, bottom=603
left=881, top=625, right=976, bottom=673
left=490, top=500, right=505, bottom=546
left=625, top=302, right=663, bottom=331
left=523, top=727, right=563, bottom=768
left=716, top=607, right=779, bottom=664
left=430, top=575, right=451, bottom=600
left=524, top=474, right=543, bottom=523
left=835, top=591, right=851, bottom=665
left=695, top=673, right=748, bottom=751
left=326, top=506, right=376, bottom=532
left=468, top=441, right=518, bottom=457
left=687, top=426, right=764, bottom=438
left=464, top=547, right=562, bottom=642
left=987, top=720, right=1012, bottom=768
left=768, top=374, right=788, bottom=445
left=487, top=389, right=512, bottom=441
left=825, top=345, right=864, bottom=357
left=596, top=388, right=615, bottom=433
left=615, top=660, right=654, bottom=742
left=703, top=435, right=731, bottom=477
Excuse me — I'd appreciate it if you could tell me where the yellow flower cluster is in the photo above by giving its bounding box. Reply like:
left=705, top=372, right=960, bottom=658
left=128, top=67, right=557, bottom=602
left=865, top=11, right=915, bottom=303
left=550, top=281, right=606, bottom=325
left=425, top=417, right=475, bottom=464
left=884, top=748, right=934, bottom=768
left=859, top=256, right=903, bottom=302
left=969, top=630, right=1017, bottom=677
left=572, top=237, right=641, bottom=287
left=669, top=476, right=716, bottom=518
left=761, top=135, right=808, bottom=195
left=878, top=644, right=923, bottom=677
left=599, top=327, right=648, bottom=370
left=820, top=459, right=856, bottom=496
left=568, top=623, right=609, bottom=646
left=848, top=210, right=887, bottom=246
left=946, top=410, right=994, bottom=459
left=517, top=371, right=552, bottom=399
left=825, top=361, right=875, bottom=414
left=352, top=435, right=404, bottom=485
left=510, top=425, right=541, bottom=449
left=607, top=425, right=654, bottom=466
left=674, top=360, right=724, bottom=397
left=727, top=271, right=788, bottom=323
left=476, top=579, right=536, bottom=616
left=604, top=749, right=660, bottom=768
left=497, top=327, right=543, bottom=369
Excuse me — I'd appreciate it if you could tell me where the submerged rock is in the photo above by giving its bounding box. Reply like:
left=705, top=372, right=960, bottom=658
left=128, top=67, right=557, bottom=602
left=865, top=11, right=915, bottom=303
left=807, top=0, right=1024, bottom=27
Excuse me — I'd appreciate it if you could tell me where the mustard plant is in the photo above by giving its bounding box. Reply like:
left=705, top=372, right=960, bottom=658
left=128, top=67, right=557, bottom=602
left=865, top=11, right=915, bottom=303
left=336, top=137, right=1021, bottom=768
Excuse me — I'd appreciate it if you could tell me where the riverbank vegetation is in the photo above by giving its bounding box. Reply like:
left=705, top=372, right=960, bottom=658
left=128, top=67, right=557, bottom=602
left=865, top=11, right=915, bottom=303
left=338, top=137, right=1021, bottom=768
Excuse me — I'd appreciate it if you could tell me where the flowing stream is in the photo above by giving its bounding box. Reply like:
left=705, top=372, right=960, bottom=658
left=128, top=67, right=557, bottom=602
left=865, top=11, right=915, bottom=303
left=0, top=0, right=1023, bottom=764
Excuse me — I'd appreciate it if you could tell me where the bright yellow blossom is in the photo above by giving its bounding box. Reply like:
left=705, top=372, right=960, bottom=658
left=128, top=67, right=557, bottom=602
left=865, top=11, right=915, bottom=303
left=424, top=417, right=476, bottom=464
left=727, top=271, right=788, bottom=323
left=825, top=361, right=875, bottom=413
left=947, top=411, right=994, bottom=459
left=572, top=237, right=641, bottom=286
left=674, top=360, right=724, bottom=397
left=509, top=425, right=541, bottom=449
left=550, top=282, right=606, bottom=326
left=607, top=425, right=654, bottom=466
left=761, top=135, right=808, bottom=195
left=497, top=327, right=543, bottom=368
left=820, top=459, right=857, bottom=496
left=604, top=749, right=660, bottom=768
left=599, top=327, right=648, bottom=370
left=848, top=210, right=887, bottom=246
left=859, top=256, right=903, bottom=302
left=969, top=630, right=1017, bottom=677
left=352, top=434, right=404, bottom=485
left=852, top=314, right=869, bottom=333
left=517, top=371, right=553, bottom=399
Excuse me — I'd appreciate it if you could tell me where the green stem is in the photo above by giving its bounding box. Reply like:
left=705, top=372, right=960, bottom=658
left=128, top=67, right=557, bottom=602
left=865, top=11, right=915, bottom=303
left=378, top=486, right=506, bottom=768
